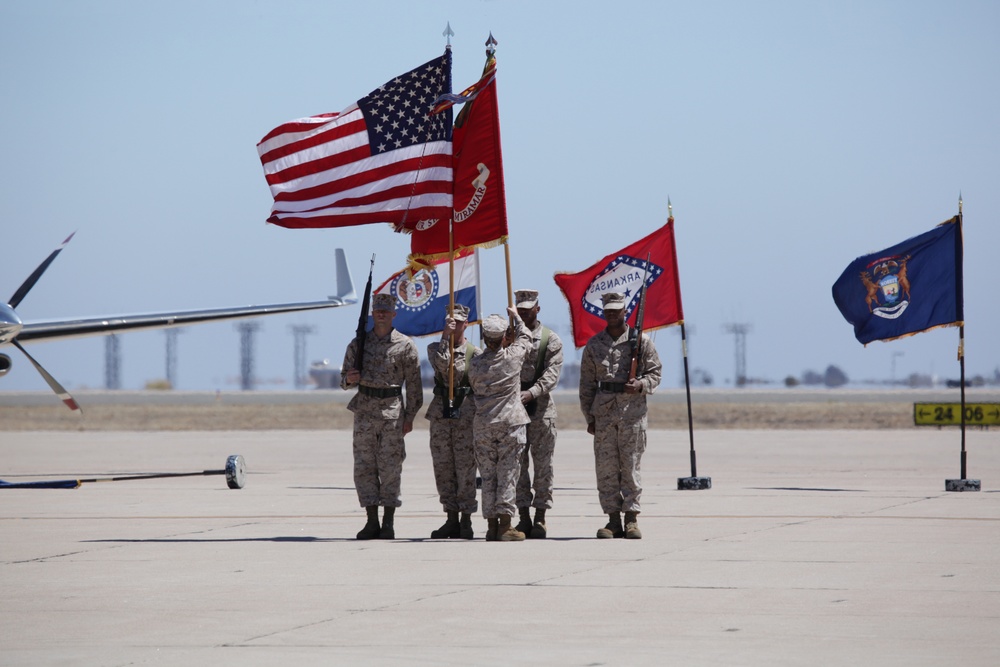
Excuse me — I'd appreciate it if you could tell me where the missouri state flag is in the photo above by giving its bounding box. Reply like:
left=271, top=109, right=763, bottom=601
left=832, top=216, right=963, bottom=345
left=554, top=220, right=684, bottom=348
left=373, top=249, right=479, bottom=337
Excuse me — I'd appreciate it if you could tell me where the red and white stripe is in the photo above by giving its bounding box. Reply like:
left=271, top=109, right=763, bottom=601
left=258, top=108, right=453, bottom=229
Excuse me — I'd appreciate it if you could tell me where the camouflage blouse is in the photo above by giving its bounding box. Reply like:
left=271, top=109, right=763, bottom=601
left=579, top=325, right=662, bottom=427
left=468, top=317, right=531, bottom=431
left=518, top=321, right=564, bottom=420
left=340, top=328, right=423, bottom=422
left=425, top=336, right=481, bottom=423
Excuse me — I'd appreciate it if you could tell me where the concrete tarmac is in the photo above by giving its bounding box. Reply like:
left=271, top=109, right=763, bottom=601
left=2, top=427, right=998, bottom=665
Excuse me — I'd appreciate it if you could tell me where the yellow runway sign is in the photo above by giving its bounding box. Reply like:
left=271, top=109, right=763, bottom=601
left=913, top=403, right=1000, bottom=426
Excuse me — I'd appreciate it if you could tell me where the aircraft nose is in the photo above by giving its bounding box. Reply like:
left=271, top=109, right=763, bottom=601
left=0, top=303, right=24, bottom=345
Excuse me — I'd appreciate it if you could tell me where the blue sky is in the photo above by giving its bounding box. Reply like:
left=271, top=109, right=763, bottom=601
left=2, top=0, right=998, bottom=394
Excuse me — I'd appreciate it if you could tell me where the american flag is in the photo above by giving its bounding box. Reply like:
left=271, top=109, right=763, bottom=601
left=258, top=51, right=454, bottom=229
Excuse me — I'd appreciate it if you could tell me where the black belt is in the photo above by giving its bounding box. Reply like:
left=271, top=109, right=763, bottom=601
left=433, top=385, right=473, bottom=398
left=358, top=385, right=403, bottom=399
left=598, top=381, right=626, bottom=393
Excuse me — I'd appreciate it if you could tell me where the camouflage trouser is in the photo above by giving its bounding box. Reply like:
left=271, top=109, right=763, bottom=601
left=474, top=422, right=526, bottom=519
left=353, top=415, right=406, bottom=508
left=515, top=417, right=557, bottom=510
left=592, top=418, right=646, bottom=514
left=428, top=418, right=479, bottom=514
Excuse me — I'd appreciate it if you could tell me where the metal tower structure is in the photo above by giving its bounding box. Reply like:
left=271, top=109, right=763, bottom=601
left=289, top=324, right=316, bottom=389
left=723, top=322, right=751, bottom=387
left=164, top=329, right=184, bottom=389
left=235, top=321, right=262, bottom=391
left=104, top=334, right=121, bottom=390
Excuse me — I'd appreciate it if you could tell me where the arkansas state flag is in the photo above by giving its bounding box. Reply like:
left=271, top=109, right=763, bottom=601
left=373, top=249, right=479, bottom=337
left=408, top=51, right=508, bottom=264
left=554, top=220, right=684, bottom=348
left=832, top=216, right=963, bottom=345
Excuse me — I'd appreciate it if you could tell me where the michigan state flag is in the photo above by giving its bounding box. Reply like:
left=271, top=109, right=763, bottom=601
left=832, top=216, right=963, bottom=345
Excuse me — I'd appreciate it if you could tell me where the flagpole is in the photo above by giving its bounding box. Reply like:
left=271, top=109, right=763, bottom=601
left=445, top=218, right=457, bottom=417
left=504, top=239, right=514, bottom=309
left=946, top=195, right=978, bottom=491
left=474, top=248, right=483, bottom=342
left=483, top=33, right=513, bottom=318
left=441, top=21, right=457, bottom=418
left=679, top=321, right=698, bottom=474
left=958, top=197, right=967, bottom=479
left=670, top=200, right=711, bottom=491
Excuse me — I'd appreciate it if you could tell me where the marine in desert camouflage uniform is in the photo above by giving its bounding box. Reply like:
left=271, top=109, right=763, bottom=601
left=467, top=307, right=532, bottom=542
left=425, top=304, right=481, bottom=539
left=579, top=291, right=662, bottom=540
left=340, top=292, right=423, bottom=540
left=512, top=289, right=563, bottom=539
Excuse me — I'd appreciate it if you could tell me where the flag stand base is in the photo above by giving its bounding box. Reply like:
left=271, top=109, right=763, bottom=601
left=678, top=476, right=712, bottom=490
left=945, top=479, right=980, bottom=492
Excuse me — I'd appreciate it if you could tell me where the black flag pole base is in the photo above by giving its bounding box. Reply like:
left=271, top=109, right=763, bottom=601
left=678, top=476, right=712, bottom=490
left=945, top=478, right=981, bottom=492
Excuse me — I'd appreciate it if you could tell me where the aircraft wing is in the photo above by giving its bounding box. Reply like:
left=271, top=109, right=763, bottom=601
left=16, top=248, right=358, bottom=344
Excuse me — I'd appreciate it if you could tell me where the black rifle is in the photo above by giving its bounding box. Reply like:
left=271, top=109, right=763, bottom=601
left=629, top=253, right=651, bottom=382
left=354, top=255, right=375, bottom=372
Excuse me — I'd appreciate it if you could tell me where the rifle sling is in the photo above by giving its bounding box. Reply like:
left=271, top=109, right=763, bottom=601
left=630, top=326, right=643, bottom=377
left=521, top=326, right=551, bottom=393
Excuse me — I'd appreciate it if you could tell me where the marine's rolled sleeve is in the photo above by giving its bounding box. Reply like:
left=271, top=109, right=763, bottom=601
left=636, top=334, right=662, bottom=395
left=579, top=340, right=599, bottom=427
left=401, top=337, right=423, bottom=424
left=523, top=327, right=563, bottom=402
left=339, top=339, right=358, bottom=390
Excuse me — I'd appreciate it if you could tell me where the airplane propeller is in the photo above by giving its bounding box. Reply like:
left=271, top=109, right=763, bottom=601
left=11, top=340, right=80, bottom=411
left=9, top=232, right=75, bottom=309
left=6, top=232, right=82, bottom=411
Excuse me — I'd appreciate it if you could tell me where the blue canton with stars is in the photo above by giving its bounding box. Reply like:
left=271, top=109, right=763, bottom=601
left=583, top=255, right=665, bottom=319
left=357, top=52, right=453, bottom=155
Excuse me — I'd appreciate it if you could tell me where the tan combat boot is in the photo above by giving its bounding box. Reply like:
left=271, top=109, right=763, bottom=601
left=530, top=508, right=547, bottom=539
left=379, top=506, right=395, bottom=540
left=624, top=511, right=642, bottom=539
left=356, top=506, right=380, bottom=540
left=431, top=511, right=460, bottom=539
left=485, top=517, right=500, bottom=542
left=498, top=514, right=526, bottom=542
left=459, top=513, right=474, bottom=540
left=515, top=507, right=533, bottom=536
left=596, top=512, right=624, bottom=539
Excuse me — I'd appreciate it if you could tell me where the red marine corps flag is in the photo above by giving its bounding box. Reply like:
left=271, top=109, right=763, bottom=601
left=554, top=219, right=684, bottom=348
left=257, top=51, right=454, bottom=230
left=407, top=36, right=509, bottom=266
